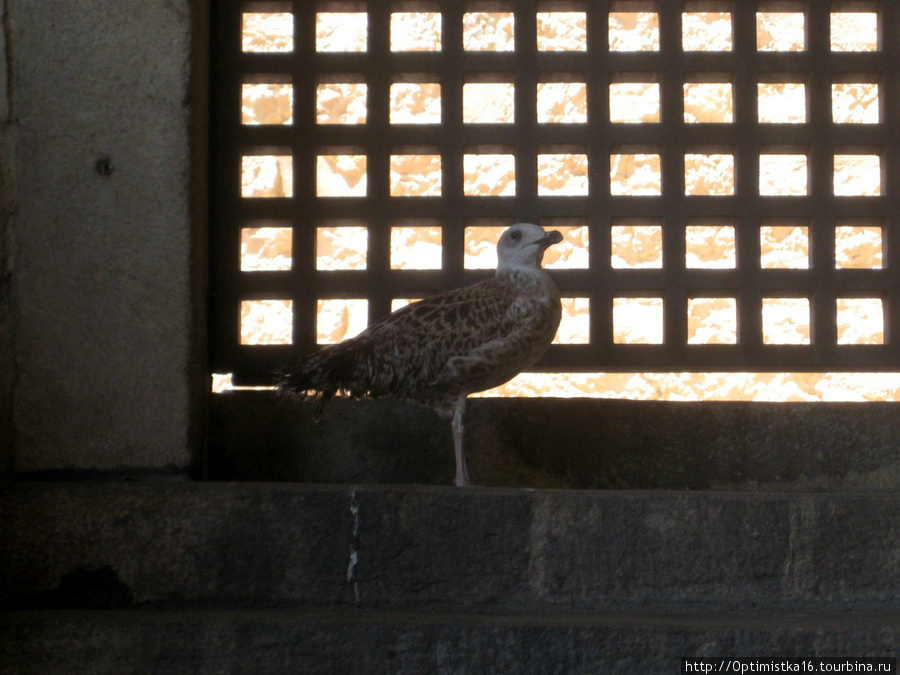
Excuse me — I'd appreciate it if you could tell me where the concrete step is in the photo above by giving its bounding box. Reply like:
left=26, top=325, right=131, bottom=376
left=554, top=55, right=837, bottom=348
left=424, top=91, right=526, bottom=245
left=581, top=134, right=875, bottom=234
left=2, top=608, right=899, bottom=674
left=3, top=483, right=900, bottom=612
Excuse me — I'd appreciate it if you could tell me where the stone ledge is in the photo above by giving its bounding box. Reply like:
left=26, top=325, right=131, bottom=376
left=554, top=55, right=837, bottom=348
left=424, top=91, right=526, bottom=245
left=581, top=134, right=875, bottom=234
left=3, top=482, right=899, bottom=612
left=2, top=609, right=898, bottom=673
left=210, top=394, right=900, bottom=490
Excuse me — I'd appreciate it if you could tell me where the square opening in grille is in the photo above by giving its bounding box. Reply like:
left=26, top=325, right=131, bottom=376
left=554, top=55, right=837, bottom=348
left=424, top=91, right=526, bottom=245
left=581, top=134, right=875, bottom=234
left=213, top=1, right=900, bottom=401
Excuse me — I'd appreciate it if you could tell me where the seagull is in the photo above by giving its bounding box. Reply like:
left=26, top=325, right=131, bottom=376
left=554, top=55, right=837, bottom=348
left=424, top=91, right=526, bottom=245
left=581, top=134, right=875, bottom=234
left=278, top=223, right=563, bottom=486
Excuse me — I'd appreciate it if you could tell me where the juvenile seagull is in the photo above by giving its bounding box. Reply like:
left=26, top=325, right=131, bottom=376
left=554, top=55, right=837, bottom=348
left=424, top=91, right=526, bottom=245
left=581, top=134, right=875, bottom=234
left=278, top=223, right=563, bottom=486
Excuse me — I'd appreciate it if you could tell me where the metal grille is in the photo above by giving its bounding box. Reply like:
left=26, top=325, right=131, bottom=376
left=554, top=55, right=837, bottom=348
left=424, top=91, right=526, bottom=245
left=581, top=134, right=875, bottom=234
left=211, top=1, right=900, bottom=386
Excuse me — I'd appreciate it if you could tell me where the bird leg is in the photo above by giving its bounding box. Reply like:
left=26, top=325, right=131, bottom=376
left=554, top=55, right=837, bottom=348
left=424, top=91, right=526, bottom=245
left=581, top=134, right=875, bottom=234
left=451, top=395, right=471, bottom=487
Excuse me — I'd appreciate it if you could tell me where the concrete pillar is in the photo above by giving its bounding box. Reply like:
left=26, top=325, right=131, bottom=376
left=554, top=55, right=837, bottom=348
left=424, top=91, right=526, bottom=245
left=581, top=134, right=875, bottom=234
left=1, top=1, right=206, bottom=475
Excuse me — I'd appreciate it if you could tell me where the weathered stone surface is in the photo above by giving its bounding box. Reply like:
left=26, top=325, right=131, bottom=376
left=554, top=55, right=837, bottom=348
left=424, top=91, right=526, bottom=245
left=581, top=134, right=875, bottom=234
left=354, top=489, right=534, bottom=609
left=1, top=483, right=353, bottom=608
left=2, top=609, right=899, bottom=674
left=7, top=0, right=199, bottom=472
left=3, top=483, right=900, bottom=611
left=4, top=483, right=899, bottom=671
left=211, top=393, right=900, bottom=492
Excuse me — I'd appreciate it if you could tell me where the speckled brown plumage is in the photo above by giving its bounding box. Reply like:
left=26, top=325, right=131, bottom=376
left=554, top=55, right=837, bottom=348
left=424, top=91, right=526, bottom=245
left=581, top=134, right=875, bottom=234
left=278, top=223, right=564, bottom=486
left=281, top=269, right=560, bottom=413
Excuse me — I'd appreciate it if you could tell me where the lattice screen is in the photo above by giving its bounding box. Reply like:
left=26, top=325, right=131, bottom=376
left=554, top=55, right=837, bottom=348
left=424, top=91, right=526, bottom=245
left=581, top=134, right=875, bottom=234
left=210, top=1, right=900, bottom=388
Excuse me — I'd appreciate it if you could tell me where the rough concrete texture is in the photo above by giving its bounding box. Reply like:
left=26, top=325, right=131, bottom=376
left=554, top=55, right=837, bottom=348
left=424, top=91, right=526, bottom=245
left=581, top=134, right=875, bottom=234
left=6, top=1, right=197, bottom=471
left=1, top=0, right=14, bottom=479
left=2, top=609, right=899, bottom=674
left=3, top=483, right=900, bottom=612
left=0, top=3, right=8, bottom=128
left=211, top=392, right=900, bottom=491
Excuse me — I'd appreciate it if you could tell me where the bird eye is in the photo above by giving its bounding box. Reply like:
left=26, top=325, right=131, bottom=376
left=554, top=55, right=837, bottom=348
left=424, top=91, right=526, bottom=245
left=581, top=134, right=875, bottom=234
left=510, top=230, right=521, bottom=241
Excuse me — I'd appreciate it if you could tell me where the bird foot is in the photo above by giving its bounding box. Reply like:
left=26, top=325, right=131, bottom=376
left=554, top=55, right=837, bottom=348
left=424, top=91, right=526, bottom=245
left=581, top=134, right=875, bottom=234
left=454, top=472, right=474, bottom=487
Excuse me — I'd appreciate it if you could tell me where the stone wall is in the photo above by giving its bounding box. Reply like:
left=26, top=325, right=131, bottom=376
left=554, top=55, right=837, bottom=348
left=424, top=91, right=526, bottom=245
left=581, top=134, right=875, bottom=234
left=1, top=0, right=15, bottom=476
left=1, top=1, right=206, bottom=475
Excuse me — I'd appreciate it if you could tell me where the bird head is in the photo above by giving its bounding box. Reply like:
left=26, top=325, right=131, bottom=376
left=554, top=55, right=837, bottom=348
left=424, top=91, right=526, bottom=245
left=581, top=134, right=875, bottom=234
left=496, top=223, right=564, bottom=272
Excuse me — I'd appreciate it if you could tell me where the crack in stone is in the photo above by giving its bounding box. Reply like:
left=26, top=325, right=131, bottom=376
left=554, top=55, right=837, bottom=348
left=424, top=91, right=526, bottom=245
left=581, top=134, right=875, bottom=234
left=346, top=486, right=361, bottom=604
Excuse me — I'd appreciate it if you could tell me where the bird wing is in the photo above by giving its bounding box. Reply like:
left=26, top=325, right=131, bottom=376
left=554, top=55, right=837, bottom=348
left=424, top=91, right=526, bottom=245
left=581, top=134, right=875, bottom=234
left=361, top=277, right=560, bottom=399
left=278, top=280, right=511, bottom=402
left=355, top=278, right=521, bottom=398
left=279, top=274, right=560, bottom=410
left=423, top=287, right=560, bottom=397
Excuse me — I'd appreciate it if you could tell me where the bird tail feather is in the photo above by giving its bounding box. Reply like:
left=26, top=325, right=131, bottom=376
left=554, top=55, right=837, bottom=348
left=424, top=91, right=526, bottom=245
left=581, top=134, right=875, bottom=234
left=276, top=338, right=374, bottom=419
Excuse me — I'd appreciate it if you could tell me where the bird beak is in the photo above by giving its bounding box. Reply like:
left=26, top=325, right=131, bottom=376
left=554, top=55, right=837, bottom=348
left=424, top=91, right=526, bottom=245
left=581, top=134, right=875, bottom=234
left=541, top=230, right=564, bottom=248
